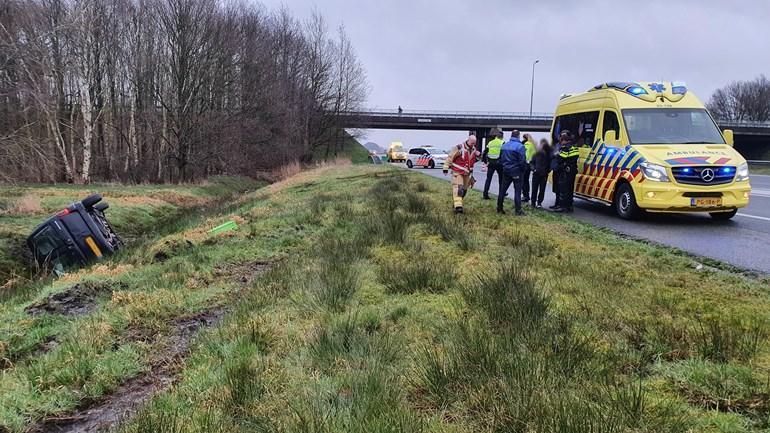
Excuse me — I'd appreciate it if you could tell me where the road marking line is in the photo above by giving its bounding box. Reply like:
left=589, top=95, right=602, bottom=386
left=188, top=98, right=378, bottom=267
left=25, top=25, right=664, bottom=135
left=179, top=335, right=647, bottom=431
left=751, top=188, right=770, bottom=198
left=737, top=213, right=770, bottom=222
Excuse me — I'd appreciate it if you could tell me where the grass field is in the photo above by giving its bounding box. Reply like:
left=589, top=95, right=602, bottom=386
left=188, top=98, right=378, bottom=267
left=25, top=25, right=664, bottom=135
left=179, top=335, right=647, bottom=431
left=2, top=164, right=770, bottom=432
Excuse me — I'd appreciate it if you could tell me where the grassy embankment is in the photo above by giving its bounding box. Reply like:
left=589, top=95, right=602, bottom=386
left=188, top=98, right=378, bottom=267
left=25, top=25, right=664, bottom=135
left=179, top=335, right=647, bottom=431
left=1, top=163, right=770, bottom=432
left=749, top=164, right=770, bottom=176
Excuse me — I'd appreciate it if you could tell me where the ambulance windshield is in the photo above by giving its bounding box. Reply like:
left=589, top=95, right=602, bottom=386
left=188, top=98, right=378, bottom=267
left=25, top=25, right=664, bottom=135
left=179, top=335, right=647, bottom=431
left=622, top=108, right=725, bottom=145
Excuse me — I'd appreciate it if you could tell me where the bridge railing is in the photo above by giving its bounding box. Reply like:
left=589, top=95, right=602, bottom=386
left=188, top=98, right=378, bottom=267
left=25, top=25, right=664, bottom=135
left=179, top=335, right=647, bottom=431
left=341, top=109, right=554, bottom=121
left=716, top=120, right=770, bottom=129
left=341, top=109, right=770, bottom=129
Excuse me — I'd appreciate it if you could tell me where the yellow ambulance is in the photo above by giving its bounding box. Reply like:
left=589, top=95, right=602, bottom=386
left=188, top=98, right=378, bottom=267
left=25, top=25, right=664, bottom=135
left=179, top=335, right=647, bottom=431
left=551, top=81, right=751, bottom=220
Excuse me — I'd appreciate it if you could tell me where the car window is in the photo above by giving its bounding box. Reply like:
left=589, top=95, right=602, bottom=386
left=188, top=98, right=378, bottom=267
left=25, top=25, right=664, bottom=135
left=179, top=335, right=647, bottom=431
left=409, top=149, right=421, bottom=155
left=32, top=226, right=64, bottom=257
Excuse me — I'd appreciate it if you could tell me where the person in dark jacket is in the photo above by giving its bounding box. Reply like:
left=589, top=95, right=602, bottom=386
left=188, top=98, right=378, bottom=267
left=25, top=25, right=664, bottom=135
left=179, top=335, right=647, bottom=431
left=555, top=132, right=579, bottom=213
left=530, top=138, right=552, bottom=208
left=549, top=133, right=564, bottom=209
left=497, top=130, right=527, bottom=215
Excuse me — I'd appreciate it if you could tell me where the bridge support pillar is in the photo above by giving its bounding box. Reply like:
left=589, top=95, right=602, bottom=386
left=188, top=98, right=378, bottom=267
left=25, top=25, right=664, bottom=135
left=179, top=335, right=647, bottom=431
left=472, top=128, right=489, bottom=153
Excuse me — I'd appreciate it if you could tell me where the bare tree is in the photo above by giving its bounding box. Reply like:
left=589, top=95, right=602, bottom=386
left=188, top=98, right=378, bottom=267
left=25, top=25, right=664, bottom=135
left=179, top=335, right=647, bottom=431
left=0, top=0, right=368, bottom=183
left=708, top=75, right=770, bottom=122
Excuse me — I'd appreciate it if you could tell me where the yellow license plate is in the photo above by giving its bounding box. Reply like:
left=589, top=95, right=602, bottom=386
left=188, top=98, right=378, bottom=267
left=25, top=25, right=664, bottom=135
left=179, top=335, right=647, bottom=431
left=690, top=198, right=722, bottom=207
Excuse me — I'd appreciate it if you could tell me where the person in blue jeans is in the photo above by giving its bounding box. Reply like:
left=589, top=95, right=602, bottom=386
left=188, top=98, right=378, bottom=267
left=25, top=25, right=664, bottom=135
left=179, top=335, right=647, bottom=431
left=498, top=130, right=528, bottom=216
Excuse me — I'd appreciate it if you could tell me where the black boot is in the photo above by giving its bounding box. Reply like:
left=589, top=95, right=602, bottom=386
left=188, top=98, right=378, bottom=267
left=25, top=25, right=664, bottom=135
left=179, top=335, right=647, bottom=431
left=454, top=206, right=464, bottom=214
left=496, top=208, right=506, bottom=215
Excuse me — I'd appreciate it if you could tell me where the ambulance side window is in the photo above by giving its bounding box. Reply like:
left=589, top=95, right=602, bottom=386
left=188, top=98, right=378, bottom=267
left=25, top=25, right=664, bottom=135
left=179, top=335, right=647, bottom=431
left=553, top=112, right=599, bottom=147
left=603, top=111, right=621, bottom=142
left=577, top=111, right=599, bottom=147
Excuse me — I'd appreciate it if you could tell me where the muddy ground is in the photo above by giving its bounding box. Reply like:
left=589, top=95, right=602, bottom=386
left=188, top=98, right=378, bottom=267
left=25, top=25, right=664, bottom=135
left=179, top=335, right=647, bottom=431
left=25, top=282, right=125, bottom=317
left=32, top=308, right=226, bottom=433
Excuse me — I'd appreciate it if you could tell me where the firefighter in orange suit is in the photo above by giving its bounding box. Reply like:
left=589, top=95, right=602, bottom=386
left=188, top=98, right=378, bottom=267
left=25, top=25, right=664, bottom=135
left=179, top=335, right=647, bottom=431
left=443, top=135, right=480, bottom=213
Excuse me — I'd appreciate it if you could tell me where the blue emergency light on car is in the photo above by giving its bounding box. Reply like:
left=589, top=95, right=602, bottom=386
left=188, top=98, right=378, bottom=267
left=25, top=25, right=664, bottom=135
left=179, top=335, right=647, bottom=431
left=682, top=168, right=692, bottom=173
left=721, top=167, right=734, bottom=174
left=627, top=86, right=648, bottom=96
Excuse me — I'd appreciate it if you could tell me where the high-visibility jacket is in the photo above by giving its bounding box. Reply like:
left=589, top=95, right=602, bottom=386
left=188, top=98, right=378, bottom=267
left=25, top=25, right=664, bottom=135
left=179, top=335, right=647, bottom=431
left=485, top=138, right=504, bottom=160
left=444, top=142, right=479, bottom=175
left=523, top=140, right=536, bottom=163
left=558, top=144, right=580, bottom=173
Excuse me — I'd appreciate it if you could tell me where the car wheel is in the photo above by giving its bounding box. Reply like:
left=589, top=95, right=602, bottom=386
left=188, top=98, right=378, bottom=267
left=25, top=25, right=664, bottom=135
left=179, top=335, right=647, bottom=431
left=614, top=183, right=640, bottom=220
left=428, top=160, right=435, bottom=169
left=406, top=160, right=413, bottom=168
left=81, top=194, right=102, bottom=208
left=710, top=209, right=738, bottom=221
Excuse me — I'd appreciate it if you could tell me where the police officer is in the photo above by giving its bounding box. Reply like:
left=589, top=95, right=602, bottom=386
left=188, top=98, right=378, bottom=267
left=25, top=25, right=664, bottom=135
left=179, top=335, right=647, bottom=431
left=482, top=129, right=504, bottom=200
left=548, top=133, right=563, bottom=210
left=554, top=131, right=579, bottom=213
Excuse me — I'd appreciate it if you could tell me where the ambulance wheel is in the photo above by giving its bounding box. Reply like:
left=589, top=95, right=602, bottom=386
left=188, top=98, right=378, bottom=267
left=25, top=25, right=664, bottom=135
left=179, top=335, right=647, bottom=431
left=406, top=160, right=413, bottom=168
left=82, top=194, right=102, bottom=208
left=428, top=160, right=435, bottom=169
left=710, top=209, right=737, bottom=221
left=614, top=183, right=640, bottom=220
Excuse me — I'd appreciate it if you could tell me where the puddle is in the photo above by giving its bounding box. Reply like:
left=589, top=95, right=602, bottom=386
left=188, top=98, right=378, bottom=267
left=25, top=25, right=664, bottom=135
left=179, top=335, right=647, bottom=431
left=32, top=308, right=227, bottom=433
left=25, top=282, right=125, bottom=316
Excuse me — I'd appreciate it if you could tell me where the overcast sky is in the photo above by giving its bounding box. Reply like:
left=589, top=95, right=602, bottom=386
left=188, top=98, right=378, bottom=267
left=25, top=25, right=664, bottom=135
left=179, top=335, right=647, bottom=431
left=261, top=0, right=770, bottom=151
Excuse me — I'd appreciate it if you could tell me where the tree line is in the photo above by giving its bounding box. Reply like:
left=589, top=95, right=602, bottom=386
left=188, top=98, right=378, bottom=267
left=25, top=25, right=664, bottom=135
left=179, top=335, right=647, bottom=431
left=0, top=0, right=367, bottom=183
left=707, top=75, right=770, bottom=123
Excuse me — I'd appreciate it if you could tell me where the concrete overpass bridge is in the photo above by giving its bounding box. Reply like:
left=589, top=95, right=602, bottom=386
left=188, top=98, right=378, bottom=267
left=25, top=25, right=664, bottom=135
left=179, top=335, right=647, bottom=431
left=340, top=109, right=770, bottom=158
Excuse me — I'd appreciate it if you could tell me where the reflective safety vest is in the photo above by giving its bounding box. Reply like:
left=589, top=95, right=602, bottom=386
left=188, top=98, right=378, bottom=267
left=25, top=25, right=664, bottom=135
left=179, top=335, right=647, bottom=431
left=558, top=145, right=580, bottom=172
left=523, top=140, right=536, bottom=162
left=559, top=146, right=580, bottom=159
left=486, top=138, right=504, bottom=160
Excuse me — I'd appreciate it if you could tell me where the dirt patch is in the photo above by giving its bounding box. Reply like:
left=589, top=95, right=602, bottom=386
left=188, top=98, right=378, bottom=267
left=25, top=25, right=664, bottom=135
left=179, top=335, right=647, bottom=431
left=214, top=260, right=273, bottom=287
left=31, top=307, right=227, bottom=433
left=25, top=282, right=125, bottom=316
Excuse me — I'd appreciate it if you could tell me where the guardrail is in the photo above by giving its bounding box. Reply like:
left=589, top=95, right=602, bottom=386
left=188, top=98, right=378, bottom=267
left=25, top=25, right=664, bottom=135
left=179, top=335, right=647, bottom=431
left=748, top=160, right=770, bottom=165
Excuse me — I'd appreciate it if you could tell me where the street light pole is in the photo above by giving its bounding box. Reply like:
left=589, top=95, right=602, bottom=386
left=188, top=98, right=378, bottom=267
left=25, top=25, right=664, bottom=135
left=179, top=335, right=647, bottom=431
left=529, top=59, right=540, bottom=118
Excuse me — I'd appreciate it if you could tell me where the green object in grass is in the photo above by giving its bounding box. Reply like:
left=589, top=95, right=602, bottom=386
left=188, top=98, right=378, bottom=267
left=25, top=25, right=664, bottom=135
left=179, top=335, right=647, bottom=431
left=209, top=220, right=238, bottom=234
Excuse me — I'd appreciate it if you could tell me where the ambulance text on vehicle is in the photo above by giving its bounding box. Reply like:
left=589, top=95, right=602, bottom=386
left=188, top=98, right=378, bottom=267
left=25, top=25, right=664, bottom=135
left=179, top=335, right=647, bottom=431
left=550, top=81, right=751, bottom=220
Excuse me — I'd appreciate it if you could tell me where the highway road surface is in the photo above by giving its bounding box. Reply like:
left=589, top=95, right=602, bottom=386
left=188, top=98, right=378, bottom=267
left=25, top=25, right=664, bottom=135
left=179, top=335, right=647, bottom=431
left=411, top=164, right=770, bottom=274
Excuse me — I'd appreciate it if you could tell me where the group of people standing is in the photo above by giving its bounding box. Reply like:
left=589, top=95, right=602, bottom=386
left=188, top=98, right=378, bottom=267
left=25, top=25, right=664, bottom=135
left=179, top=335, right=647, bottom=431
left=442, top=129, right=579, bottom=215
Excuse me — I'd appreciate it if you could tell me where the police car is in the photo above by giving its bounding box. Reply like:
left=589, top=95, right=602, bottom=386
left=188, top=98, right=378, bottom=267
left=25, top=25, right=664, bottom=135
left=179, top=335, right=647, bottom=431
left=406, top=146, right=449, bottom=169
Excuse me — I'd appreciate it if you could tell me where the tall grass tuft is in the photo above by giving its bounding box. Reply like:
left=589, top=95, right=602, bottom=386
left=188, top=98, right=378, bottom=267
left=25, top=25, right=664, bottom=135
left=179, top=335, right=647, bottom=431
left=424, top=213, right=475, bottom=251
left=313, top=259, right=361, bottom=312
left=309, top=314, right=400, bottom=372
left=367, top=208, right=410, bottom=245
left=696, top=316, right=769, bottom=362
left=463, top=263, right=549, bottom=331
left=378, top=252, right=455, bottom=294
left=223, top=354, right=265, bottom=410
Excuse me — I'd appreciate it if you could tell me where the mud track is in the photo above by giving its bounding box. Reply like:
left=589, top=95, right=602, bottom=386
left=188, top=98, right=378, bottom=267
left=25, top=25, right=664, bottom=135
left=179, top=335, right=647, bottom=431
left=32, top=308, right=226, bottom=433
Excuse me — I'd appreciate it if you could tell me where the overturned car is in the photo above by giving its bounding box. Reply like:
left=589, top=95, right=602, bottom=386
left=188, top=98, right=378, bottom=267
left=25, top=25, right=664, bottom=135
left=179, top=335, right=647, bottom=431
left=27, top=194, right=123, bottom=274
